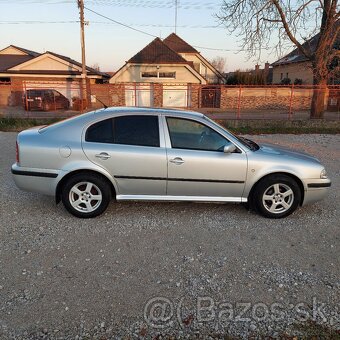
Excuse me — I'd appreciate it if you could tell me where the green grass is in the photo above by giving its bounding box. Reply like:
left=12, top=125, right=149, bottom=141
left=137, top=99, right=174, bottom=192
left=216, top=120, right=340, bottom=134
left=0, top=117, right=61, bottom=132
left=0, top=117, right=339, bottom=134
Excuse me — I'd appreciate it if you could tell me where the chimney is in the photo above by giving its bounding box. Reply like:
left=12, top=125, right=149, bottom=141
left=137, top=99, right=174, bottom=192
left=265, top=62, right=270, bottom=72
left=255, top=64, right=260, bottom=73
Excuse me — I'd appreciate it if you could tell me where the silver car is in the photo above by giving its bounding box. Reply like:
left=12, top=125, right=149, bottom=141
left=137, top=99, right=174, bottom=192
left=12, top=107, right=331, bottom=218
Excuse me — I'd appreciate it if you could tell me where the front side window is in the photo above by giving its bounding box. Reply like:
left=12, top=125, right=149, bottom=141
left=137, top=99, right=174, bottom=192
left=166, top=117, right=228, bottom=152
left=85, top=115, right=159, bottom=147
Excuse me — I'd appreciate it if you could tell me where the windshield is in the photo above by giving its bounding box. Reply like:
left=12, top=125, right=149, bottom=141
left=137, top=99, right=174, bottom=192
left=203, top=116, right=260, bottom=151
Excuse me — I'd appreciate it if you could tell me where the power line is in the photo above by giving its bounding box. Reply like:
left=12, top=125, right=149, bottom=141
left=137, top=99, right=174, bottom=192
left=0, top=20, right=222, bottom=29
left=84, top=6, right=243, bottom=52
left=0, top=20, right=78, bottom=24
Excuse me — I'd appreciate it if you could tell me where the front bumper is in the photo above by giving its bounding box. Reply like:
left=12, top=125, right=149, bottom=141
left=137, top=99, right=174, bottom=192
left=302, top=179, right=331, bottom=206
left=11, top=163, right=60, bottom=196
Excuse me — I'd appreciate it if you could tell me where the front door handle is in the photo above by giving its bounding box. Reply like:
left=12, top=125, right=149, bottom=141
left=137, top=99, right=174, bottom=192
left=169, top=157, right=184, bottom=165
left=95, top=152, right=111, bottom=160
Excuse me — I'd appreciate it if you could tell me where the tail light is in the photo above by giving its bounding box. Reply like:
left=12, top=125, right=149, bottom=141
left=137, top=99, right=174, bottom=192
left=16, top=141, right=19, bottom=164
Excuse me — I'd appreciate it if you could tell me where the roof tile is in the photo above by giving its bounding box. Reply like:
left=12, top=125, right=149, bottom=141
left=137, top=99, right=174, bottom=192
left=128, top=37, right=188, bottom=64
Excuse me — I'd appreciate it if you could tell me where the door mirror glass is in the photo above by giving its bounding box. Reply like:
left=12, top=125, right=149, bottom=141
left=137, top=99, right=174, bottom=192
left=223, top=144, right=237, bottom=153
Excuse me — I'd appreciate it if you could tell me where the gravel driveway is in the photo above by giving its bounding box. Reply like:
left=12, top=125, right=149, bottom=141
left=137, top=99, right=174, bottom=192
left=0, top=132, right=339, bottom=339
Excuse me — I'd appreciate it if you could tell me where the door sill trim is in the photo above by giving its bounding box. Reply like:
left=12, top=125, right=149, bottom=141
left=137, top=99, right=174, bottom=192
left=116, top=195, right=247, bottom=203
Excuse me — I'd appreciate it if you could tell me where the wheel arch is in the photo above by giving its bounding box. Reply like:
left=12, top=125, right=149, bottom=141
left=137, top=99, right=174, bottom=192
left=56, top=169, right=117, bottom=204
left=248, top=172, right=305, bottom=207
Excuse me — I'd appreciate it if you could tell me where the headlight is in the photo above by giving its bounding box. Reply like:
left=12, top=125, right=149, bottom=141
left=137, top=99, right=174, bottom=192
left=320, top=169, right=328, bottom=179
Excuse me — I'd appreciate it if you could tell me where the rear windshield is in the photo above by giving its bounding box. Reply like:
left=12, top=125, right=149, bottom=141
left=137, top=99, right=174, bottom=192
left=38, top=110, right=98, bottom=133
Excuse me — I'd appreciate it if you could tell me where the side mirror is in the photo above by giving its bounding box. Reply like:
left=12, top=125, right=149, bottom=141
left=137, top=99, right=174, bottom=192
left=223, top=144, right=237, bottom=154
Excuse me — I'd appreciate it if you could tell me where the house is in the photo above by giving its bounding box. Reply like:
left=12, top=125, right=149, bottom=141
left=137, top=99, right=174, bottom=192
left=0, top=45, right=110, bottom=105
left=109, top=33, right=224, bottom=107
left=271, top=32, right=340, bottom=85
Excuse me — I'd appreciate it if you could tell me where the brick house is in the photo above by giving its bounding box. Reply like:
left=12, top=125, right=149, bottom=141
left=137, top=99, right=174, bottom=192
left=109, top=33, right=224, bottom=107
left=271, top=33, right=340, bottom=85
left=0, top=45, right=110, bottom=105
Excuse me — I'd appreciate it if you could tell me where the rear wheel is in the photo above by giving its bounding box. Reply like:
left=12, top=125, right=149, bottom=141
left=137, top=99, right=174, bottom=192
left=253, top=175, right=301, bottom=218
left=61, top=173, right=111, bottom=218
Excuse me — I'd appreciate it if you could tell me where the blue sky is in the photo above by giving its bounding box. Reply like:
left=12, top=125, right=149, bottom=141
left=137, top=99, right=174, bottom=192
left=0, top=0, right=282, bottom=72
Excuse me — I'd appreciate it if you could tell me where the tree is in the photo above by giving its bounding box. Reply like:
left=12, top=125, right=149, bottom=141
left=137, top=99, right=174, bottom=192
left=226, top=69, right=265, bottom=84
left=210, top=56, right=227, bottom=73
left=217, top=0, right=339, bottom=118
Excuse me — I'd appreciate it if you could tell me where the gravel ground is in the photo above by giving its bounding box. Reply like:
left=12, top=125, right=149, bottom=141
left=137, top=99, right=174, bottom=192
left=0, top=132, right=339, bottom=339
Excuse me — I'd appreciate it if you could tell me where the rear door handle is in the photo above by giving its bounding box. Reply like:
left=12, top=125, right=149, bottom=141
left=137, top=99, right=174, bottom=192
left=95, top=152, right=111, bottom=160
left=169, top=157, right=184, bottom=165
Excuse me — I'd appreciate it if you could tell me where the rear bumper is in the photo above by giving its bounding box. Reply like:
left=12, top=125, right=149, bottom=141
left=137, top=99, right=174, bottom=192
left=302, top=179, right=331, bottom=206
left=11, top=163, right=60, bottom=196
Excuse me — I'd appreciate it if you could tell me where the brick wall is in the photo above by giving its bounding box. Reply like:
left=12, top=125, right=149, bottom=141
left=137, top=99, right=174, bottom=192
left=221, top=87, right=314, bottom=110
left=188, top=84, right=200, bottom=109
left=152, top=83, right=163, bottom=107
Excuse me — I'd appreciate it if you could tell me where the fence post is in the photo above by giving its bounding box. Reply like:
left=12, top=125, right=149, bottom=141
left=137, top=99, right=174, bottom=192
left=237, top=85, right=242, bottom=119
left=134, top=82, right=137, bottom=107
left=289, top=84, right=294, bottom=119
left=23, top=81, right=29, bottom=118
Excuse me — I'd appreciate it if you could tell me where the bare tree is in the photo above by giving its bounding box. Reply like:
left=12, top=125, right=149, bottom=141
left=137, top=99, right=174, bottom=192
left=217, top=0, right=339, bottom=118
left=210, top=56, right=227, bottom=73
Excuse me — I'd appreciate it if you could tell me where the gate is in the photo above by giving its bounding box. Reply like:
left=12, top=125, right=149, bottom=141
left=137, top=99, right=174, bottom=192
left=201, top=85, right=221, bottom=108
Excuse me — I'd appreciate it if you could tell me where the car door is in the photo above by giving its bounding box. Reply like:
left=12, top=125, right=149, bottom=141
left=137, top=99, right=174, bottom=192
left=164, top=116, right=247, bottom=199
left=82, top=114, right=167, bottom=196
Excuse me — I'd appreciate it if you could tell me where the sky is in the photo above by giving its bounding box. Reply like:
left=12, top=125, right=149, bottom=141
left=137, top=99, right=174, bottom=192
left=0, top=0, right=289, bottom=73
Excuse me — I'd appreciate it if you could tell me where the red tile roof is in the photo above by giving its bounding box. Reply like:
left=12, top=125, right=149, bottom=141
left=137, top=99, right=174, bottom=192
left=128, top=37, right=189, bottom=64
left=163, top=33, right=198, bottom=53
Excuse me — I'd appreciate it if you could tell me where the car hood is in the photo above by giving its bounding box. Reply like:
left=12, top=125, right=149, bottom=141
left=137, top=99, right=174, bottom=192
left=257, top=143, right=320, bottom=164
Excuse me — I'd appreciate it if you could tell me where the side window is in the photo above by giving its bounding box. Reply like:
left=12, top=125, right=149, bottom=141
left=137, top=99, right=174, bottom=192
left=85, top=118, right=114, bottom=143
left=85, top=115, right=160, bottom=147
left=167, top=117, right=228, bottom=152
left=113, top=115, right=159, bottom=147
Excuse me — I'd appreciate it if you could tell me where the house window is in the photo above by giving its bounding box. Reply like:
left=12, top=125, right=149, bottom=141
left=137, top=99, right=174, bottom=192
left=141, top=71, right=176, bottom=79
left=280, top=73, right=283, bottom=80
left=0, top=77, right=11, bottom=84
left=286, top=73, right=289, bottom=79
left=159, top=72, right=176, bottom=78
left=141, top=72, right=158, bottom=78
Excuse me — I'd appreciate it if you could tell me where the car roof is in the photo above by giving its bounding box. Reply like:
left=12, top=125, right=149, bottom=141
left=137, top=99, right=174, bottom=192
left=94, top=106, right=204, bottom=118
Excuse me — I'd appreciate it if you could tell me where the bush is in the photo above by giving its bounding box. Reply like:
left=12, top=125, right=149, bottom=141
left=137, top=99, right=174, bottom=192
left=281, top=77, right=291, bottom=85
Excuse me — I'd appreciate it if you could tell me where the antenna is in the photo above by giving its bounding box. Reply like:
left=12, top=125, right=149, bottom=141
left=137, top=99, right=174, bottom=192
left=175, top=0, right=178, bottom=33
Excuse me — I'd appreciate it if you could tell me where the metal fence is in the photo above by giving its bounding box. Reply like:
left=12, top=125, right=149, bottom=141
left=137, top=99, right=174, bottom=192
left=0, top=81, right=339, bottom=120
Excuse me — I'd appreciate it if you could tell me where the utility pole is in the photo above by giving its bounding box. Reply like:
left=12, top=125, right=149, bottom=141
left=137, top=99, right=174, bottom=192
left=78, top=0, right=87, bottom=110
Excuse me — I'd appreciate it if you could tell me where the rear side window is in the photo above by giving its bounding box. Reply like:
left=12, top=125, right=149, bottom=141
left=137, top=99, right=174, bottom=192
left=85, top=115, right=160, bottom=147
left=85, top=118, right=114, bottom=143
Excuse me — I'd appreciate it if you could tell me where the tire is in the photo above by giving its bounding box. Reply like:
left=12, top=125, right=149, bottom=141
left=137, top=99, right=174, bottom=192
left=61, top=173, right=111, bottom=218
left=253, top=174, right=301, bottom=219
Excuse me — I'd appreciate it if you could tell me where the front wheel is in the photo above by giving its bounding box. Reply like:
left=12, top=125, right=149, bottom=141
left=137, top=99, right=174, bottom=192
left=253, top=175, right=301, bottom=218
left=61, top=173, right=111, bottom=218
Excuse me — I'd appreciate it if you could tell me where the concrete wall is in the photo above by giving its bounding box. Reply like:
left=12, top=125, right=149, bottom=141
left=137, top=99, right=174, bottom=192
left=218, top=87, right=315, bottom=110
left=111, top=64, right=203, bottom=84
left=179, top=53, right=219, bottom=84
